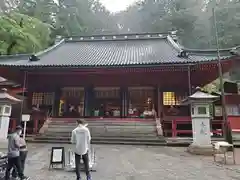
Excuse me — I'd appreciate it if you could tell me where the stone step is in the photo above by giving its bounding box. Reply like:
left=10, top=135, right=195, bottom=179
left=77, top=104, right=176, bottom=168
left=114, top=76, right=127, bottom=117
left=39, top=118, right=159, bottom=145
left=45, top=128, right=156, bottom=133
left=43, top=131, right=157, bottom=136
left=28, top=139, right=166, bottom=146
left=46, top=127, right=156, bottom=133
left=50, top=118, right=155, bottom=122
left=48, top=124, right=156, bottom=129
left=49, top=123, right=155, bottom=127
left=41, top=132, right=158, bottom=137
left=50, top=118, right=154, bottom=121
left=49, top=122, right=156, bottom=126
left=48, top=122, right=156, bottom=127
left=44, top=132, right=157, bottom=137
left=34, top=135, right=164, bottom=142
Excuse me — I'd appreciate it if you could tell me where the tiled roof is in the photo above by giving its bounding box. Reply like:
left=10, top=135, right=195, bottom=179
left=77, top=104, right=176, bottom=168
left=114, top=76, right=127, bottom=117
left=0, top=76, right=17, bottom=86
left=0, top=33, right=237, bottom=68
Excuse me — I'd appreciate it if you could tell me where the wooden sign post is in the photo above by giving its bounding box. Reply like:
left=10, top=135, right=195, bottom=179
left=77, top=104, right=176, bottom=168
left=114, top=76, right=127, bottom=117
left=49, top=147, right=65, bottom=169
left=21, top=114, right=30, bottom=139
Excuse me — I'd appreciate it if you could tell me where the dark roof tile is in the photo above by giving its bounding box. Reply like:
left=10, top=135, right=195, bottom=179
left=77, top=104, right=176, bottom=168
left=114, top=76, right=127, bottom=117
left=0, top=33, right=237, bottom=68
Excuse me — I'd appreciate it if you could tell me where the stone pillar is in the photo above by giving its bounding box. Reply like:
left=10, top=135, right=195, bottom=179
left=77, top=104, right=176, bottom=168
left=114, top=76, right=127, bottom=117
left=182, top=87, right=218, bottom=155
left=0, top=89, right=21, bottom=153
left=0, top=105, right=12, bottom=145
left=191, top=104, right=212, bottom=146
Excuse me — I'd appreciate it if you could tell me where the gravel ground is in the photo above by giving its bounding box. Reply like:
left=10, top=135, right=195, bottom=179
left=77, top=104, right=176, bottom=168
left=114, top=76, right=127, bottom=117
left=23, top=143, right=240, bottom=180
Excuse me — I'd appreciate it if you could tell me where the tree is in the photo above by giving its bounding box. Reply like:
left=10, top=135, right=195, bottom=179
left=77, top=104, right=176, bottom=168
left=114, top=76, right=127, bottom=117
left=0, top=0, right=119, bottom=55
left=0, top=0, right=18, bottom=12
left=0, top=12, right=52, bottom=55
left=17, top=0, right=118, bottom=36
left=17, top=0, right=58, bottom=24
left=114, top=0, right=208, bottom=47
left=208, top=0, right=240, bottom=48
left=115, top=0, right=240, bottom=49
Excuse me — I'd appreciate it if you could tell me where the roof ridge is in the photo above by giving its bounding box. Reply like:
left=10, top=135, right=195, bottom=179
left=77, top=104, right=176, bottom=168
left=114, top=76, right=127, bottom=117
left=0, top=40, right=66, bottom=60
left=35, top=39, right=65, bottom=57
left=166, top=35, right=183, bottom=52
left=0, top=33, right=237, bottom=67
left=65, top=33, right=168, bottom=42
left=183, top=45, right=240, bottom=54
left=66, top=32, right=169, bottom=38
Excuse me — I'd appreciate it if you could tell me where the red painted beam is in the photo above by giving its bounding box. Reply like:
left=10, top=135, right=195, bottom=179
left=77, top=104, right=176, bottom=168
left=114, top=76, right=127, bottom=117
left=28, top=69, right=188, bottom=75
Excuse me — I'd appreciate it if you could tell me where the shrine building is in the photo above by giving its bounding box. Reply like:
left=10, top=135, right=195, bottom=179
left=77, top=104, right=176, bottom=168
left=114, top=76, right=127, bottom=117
left=0, top=32, right=240, bottom=137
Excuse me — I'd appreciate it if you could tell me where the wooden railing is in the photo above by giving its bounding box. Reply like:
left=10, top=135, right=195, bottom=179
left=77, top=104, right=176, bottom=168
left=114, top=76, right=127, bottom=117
left=9, top=118, right=36, bottom=134
left=162, top=117, right=224, bottom=137
left=228, top=116, right=240, bottom=132
left=8, top=109, right=53, bottom=135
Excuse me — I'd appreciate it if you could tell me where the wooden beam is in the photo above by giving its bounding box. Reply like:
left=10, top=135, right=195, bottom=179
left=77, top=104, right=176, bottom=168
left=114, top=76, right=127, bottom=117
left=187, top=66, right=192, bottom=95
left=27, top=66, right=188, bottom=75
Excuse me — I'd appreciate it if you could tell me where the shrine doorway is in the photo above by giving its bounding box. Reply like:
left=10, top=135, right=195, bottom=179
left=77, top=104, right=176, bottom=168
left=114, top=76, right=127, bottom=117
left=127, top=87, right=156, bottom=118
left=59, top=87, right=85, bottom=117
left=92, top=87, right=121, bottom=118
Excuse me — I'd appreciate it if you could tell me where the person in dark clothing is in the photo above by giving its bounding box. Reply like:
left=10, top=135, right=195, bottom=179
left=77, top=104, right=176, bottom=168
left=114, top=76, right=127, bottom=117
left=99, top=104, right=104, bottom=118
left=5, top=126, right=29, bottom=180
left=12, top=135, right=28, bottom=179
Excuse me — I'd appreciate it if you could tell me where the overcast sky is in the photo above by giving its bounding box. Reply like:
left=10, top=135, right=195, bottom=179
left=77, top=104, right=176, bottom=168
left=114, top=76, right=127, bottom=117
left=100, top=0, right=139, bottom=12
left=53, top=0, right=139, bottom=13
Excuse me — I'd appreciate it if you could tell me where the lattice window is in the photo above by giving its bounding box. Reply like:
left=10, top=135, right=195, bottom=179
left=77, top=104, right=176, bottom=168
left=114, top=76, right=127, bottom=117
left=129, top=89, right=154, bottom=99
left=32, top=92, right=43, bottom=105
left=32, top=92, right=54, bottom=105
left=94, top=87, right=120, bottom=98
left=128, top=87, right=155, bottom=117
left=43, top=92, right=54, bottom=105
left=62, top=87, right=84, bottom=98
left=163, top=92, right=176, bottom=105
left=163, top=92, right=187, bottom=105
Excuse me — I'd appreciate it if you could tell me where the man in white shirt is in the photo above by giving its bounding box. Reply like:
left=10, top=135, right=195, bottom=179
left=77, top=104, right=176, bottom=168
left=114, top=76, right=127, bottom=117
left=71, top=119, right=92, bottom=180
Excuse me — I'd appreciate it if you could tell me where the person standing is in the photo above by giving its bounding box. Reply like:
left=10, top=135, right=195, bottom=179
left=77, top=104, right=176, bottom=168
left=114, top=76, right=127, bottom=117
left=71, top=119, right=92, bottom=180
left=5, top=126, right=29, bottom=180
left=12, top=135, right=28, bottom=179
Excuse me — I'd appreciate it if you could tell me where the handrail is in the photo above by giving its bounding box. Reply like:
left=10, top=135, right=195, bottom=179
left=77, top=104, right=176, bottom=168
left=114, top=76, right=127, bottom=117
left=171, top=118, right=224, bottom=137
left=46, top=109, right=53, bottom=120
left=161, top=117, right=224, bottom=137
left=39, top=111, right=53, bottom=135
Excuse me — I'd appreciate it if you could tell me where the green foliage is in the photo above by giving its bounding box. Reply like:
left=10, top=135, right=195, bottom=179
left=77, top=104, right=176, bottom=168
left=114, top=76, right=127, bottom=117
left=203, top=80, right=220, bottom=93
left=17, top=0, right=118, bottom=37
left=0, top=12, right=52, bottom=55
left=0, top=0, right=119, bottom=55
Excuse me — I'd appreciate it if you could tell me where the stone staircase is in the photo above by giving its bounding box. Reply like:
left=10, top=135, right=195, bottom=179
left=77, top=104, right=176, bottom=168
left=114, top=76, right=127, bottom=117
left=32, top=118, right=166, bottom=145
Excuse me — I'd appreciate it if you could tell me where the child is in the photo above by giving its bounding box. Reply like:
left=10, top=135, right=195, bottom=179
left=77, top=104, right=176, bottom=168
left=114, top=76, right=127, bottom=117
left=12, top=135, right=28, bottom=179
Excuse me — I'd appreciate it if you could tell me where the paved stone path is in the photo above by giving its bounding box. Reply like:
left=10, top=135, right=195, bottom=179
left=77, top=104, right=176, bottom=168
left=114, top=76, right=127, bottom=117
left=24, top=143, right=240, bottom=180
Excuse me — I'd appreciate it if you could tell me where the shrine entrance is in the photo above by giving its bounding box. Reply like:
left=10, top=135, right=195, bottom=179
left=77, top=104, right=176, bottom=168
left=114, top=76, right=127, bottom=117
left=59, top=87, right=85, bottom=117
left=91, top=87, right=121, bottom=118
left=127, top=87, right=156, bottom=118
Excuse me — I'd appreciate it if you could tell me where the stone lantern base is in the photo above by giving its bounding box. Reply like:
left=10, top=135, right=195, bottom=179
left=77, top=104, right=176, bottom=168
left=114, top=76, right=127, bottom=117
left=187, top=143, right=214, bottom=156
left=0, top=139, right=8, bottom=153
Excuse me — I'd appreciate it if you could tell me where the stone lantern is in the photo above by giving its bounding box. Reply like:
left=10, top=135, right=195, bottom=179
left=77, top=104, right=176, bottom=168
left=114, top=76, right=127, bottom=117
left=182, top=87, right=219, bottom=155
left=0, top=88, right=21, bottom=152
